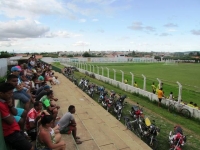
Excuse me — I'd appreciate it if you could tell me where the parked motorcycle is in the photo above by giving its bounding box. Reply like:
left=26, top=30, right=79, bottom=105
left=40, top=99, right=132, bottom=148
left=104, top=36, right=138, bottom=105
left=78, top=78, right=85, bottom=89
left=113, top=95, right=127, bottom=120
left=82, top=79, right=89, bottom=91
left=169, top=125, right=186, bottom=150
left=72, top=77, right=78, bottom=86
left=95, top=86, right=105, bottom=94
left=87, top=83, right=95, bottom=98
left=136, top=117, right=160, bottom=150
left=129, top=103, right=144, bottom=121
left=98, top=91, right=108, bottom=103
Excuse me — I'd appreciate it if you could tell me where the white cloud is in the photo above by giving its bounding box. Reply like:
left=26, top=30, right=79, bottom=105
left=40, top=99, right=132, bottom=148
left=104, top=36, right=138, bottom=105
left=160, top=33, right=170, bottom=36
left=73, top=41, right=90, bottom=46
left=128, top=22, right=155, bottom=32
left=44, top=31, right=82, bottom=38
left=164, top=23, right=178, bottom=27
left=0, top=0, right=67, bottom=18
left=0, top=19, right=49, bottom=40
left=79, top=19, right=86, bottom=23
left=73, top=0, right=117, bottom=5
left=92, top=18, right=99, bottom=22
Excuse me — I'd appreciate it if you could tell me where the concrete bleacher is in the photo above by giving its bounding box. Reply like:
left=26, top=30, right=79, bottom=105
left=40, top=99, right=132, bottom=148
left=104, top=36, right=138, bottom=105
left=52, top=72, right=151, bottom=150
left=0, top=71, right=150, bottom=150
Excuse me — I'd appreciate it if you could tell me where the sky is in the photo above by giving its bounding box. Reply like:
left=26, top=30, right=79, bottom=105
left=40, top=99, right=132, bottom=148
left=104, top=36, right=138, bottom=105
left=0, top=0, right=200, bottom=53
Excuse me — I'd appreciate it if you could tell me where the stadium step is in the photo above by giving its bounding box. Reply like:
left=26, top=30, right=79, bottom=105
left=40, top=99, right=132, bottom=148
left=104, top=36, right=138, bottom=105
left=52, top=72, right=151, bottom=150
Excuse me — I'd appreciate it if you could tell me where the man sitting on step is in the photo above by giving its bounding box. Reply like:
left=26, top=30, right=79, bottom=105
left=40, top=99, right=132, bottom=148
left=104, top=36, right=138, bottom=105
left=58, top=105, right=82, bottom=144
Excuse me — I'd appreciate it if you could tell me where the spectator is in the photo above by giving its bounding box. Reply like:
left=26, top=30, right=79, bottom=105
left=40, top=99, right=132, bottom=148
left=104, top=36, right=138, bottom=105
left=194, top=103, right=199, bottom=110
left=156, top=82, right=163, bottom=94
left=151, top=82, right=156, bottom=94
left=187, top=101, right=194, bottom=107
left=35, top=83, right=47, bottom=96
left=40, top=90, right=60, bottom=126
left=7, top=74, right=31, bottom=111
left=169, top=92, right=174, bottom=100
left=58, top=105, right=82, bottom=144
left=134, top=81, right=138, bottom=88
left=36, top=115, right=66, bottom=150
left=35, top=85, right=51, bottom=101
left=124, top=79, right=128, bottom=84
left=157, top=88, right=165, bottom=107
left=0, top=83, right=33, bottom=150
left=25, top=101, right=48, bottom=141
left=36, top=85, right=58, bottom=102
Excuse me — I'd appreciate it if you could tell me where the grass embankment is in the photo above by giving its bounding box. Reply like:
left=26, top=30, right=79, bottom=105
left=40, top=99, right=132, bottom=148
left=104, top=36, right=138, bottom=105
left=53, top=62, right=200, bottom=150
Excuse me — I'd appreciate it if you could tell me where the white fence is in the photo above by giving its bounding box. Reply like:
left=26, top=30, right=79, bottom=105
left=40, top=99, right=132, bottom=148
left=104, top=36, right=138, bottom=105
left=60, top=62, right=200, bottom=120
left=0, top=59, right=8, bottom=77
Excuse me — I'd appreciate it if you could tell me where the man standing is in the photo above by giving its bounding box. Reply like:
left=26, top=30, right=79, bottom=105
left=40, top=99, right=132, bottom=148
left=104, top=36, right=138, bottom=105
left=0, top=83, right=33, bottom=150
left=58, top=105, right=82, bottom=144
left=157, top=88, right=164, bottom=107
left=151, top=82, right=156, bottom=94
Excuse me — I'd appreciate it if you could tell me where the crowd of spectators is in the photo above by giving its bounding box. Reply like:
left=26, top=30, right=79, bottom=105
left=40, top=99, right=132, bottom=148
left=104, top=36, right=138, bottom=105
left=0, top=55, right=81, bottom=150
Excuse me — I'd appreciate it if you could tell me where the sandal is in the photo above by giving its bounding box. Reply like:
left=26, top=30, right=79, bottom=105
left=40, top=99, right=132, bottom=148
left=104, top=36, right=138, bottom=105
left=75, top=140, right=82, bottom=144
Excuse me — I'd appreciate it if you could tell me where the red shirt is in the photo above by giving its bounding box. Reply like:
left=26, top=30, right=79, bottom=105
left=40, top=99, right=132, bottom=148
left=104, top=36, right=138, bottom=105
left=0, top=99, right=20, bottom=136
left=26, top=108, right=41, bottom=130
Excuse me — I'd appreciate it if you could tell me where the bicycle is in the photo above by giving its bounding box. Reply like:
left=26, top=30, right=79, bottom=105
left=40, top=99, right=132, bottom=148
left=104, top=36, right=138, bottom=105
left=168, top=101, right=191, bottom=118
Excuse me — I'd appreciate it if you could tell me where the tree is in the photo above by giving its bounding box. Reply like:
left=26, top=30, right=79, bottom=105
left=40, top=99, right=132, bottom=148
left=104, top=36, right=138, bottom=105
left=82, top=52, right=91, bottom=57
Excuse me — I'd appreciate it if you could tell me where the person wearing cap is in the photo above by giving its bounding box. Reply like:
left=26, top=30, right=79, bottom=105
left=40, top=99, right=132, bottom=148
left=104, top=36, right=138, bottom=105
left=7, top=74, right=31, bottom=109
left=11, top=66, right=35, bottom=104
left=35, top=85, right=58, bottom=102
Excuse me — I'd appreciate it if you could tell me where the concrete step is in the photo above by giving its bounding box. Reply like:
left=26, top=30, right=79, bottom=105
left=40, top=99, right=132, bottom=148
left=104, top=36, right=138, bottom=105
left=52, top=72, right=151, bottom=150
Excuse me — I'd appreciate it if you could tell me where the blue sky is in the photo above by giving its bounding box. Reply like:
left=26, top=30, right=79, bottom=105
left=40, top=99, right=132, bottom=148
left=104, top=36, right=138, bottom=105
left=0, top=0, right=199, bottom=53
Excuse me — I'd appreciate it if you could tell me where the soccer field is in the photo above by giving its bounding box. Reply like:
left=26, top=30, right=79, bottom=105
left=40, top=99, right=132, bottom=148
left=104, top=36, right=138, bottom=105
left=87, top=62, right=200, bottom=104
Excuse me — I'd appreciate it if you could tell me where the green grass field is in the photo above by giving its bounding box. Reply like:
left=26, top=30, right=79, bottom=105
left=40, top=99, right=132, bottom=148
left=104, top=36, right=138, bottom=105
left=83, top=63, right=200, bottom=105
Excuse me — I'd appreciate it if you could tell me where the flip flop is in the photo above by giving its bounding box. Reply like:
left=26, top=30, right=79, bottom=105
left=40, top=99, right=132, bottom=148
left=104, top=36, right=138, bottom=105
left=76, top=136, right=80, bottom=139
left=75, top=140, right=82, bottom=144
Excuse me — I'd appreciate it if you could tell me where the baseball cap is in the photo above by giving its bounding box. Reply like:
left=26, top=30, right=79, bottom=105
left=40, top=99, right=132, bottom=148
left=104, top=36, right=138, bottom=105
left=44, top=85, right=51, bottom=90
left=11, top=66, right=21, bottom=72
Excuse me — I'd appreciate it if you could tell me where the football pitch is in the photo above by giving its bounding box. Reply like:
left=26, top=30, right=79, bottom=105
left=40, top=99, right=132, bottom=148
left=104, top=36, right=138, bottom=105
left=87, top=62, right=200, bottom=104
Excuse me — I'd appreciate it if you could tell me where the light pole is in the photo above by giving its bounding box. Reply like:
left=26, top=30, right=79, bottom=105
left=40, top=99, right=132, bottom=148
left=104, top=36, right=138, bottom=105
left=177, top=81, right=182, bottom=103
left=120, top=70, right=124, bottom=83
left=142, top=74, right=146, bottom=91
left=106, top=67, right=109, bottom=78
left=101, top=67, right=104, bottom=76
left=113, top=69, right=116, bottom=80
left=130, top=72, right=134, bottom=86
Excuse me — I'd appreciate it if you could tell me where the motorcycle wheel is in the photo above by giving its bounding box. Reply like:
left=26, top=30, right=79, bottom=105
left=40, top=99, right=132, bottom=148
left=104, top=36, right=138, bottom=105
left=134, top=127, right=142, bottom=139
left=147, top=138, right=158, bottom=150
left=126, top=122, right=132, bottom=131
left=117, top=110, right=122, bottom=120
left=107, top=106, right=109, bottom=112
